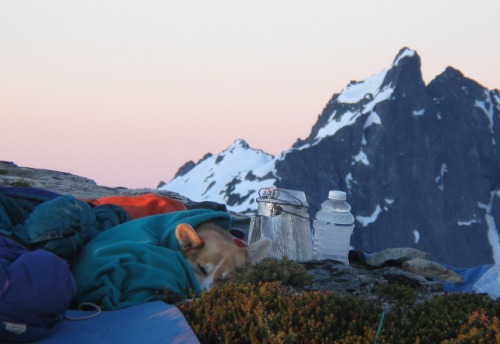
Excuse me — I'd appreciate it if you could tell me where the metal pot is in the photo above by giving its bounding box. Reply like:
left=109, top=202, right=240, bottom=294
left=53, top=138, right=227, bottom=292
left=248, top=188, right=312, bottom=261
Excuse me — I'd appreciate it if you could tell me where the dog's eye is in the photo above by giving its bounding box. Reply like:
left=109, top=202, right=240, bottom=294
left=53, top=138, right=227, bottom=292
left=197, top=264, right=208, bottom=275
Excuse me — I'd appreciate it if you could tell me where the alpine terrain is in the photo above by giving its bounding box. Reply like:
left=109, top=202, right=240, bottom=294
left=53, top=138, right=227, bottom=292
left=160, top=48, right=500, bottom=268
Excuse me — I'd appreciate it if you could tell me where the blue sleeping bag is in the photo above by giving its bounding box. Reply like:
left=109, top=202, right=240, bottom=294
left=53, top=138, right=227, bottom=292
left=0, top=237, right=77, bottom=343
left=72, top=209, right=231, bottom=310
left=2, top=194, right=131, bottom=264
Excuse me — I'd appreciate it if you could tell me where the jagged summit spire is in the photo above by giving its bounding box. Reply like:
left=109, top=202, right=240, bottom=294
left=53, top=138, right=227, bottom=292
left=381, top=47, right=424, bottom=93
left=392, top=47, right=418, bottom=65
left=387, top=47, right=422, bottom=75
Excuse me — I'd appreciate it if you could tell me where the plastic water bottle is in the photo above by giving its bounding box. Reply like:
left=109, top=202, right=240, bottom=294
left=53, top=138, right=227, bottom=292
left=313, top=190, right=355, bottom=264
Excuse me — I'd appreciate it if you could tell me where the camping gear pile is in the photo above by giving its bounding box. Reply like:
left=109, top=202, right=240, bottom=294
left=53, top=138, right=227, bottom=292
left=1, top=186, right=498, bottom=343
left=0, top=187, right=226, bottom=343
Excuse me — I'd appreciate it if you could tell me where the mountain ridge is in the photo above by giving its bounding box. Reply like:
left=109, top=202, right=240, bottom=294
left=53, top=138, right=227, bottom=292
left=160, top=47, right=499, bottom=268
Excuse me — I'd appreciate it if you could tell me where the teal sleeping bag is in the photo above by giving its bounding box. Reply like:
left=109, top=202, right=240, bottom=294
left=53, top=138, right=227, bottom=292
left=72, top=209, right=231, bottom=310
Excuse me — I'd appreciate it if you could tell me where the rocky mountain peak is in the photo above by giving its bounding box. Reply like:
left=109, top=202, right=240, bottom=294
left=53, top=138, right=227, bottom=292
left=382, top=47, right=425, bottom=98
left=159, top=139, right=277, bottom=213
left=228, top=139, right=251, bottom=150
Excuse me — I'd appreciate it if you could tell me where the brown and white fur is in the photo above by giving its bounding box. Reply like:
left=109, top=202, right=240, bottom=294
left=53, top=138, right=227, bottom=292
left=175, top=222, right=272, bottom=290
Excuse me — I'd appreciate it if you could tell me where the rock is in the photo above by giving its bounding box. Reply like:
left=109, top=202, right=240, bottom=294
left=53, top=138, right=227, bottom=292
left=365, top=247, right=429, bottom=267
left=301, top=259, right=445, bottom=304
left=0, top=161, right=246, bottom=223
left=402, top=258, right=464, bottom=283
left=0, top=161, right=190, bottom=201
left=298, top=247, right=463, bottom=304
left=301, top=260, right=360, bottom=294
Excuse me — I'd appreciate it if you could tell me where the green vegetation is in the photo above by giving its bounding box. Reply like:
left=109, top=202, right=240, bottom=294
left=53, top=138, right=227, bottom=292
left=216, top=257, right=314, bottom=288
left=177, top=259, right=500, bottom=343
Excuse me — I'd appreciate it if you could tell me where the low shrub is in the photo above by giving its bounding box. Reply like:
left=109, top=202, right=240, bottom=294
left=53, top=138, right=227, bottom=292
left=178, top=259, right=500, bottom=343
left=447, top=310, right=500, bottom=343
left=180, top=281, right=381, bottom=343
left=217, top=257, right=313, bottom=288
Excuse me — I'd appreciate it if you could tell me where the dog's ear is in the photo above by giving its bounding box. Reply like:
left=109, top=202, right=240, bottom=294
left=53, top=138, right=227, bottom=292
left=176, top=223, right=203, bottom=253
left=246, top=238, right=272, bottom=263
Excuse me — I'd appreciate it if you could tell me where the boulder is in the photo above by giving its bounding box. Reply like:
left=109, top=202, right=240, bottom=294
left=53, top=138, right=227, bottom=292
left=365, top=247, right=429, bottom=267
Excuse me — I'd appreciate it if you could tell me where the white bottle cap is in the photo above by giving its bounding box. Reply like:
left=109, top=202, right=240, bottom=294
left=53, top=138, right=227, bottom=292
left=328, top=190, right=346, bottom=200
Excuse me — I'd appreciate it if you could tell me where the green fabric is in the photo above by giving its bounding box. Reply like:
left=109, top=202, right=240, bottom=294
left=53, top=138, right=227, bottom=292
left=72, top=209, right=232, bottom=310
left=5, top=195, right=130, bottom=263
left=0, top=190, right=54, bottom=232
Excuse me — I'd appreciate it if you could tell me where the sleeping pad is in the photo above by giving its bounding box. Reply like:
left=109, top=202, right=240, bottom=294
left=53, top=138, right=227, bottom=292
left=72, top=208, right=232, bottom=310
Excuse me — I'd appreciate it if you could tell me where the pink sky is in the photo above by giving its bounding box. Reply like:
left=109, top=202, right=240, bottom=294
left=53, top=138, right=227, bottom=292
left=1, top=0, right=499, bottom=189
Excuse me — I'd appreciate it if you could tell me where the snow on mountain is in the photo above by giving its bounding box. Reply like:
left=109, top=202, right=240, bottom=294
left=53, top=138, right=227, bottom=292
left=159, top=139, right=277, bottom=213
left=336, top=67, right=390, bottom=104
left=291, top=48, right=413, bottom=152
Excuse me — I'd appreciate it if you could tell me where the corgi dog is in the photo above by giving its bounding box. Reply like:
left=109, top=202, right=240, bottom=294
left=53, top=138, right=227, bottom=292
left=176, top=222, right=272, bottom=290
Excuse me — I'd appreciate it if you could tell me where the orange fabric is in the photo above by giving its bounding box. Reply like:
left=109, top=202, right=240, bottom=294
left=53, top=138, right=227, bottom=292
left=94, top=194, right=187, bottom=219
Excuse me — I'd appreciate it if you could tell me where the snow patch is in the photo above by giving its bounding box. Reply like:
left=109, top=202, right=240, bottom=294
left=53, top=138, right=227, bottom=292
left=394, top=49, right=415, bottom=66
left=364, top=87, right=394, bottom=114
left=435, top=163, right=448, bottom=191
left=337, top=69, right=388, bottom=104
left=345, top=172, right=353, bottom=192
left=383, top=198, right=395, bottom=211
left=475, top=90, right=496, bottom=144
left=353, top=150, right=369, bottom=166
left=458, top=219, right=480, bottom=226
left=313, top=87, right=391, bottom=146
left=356, top=205, right=382, bottom=227
left=478, top=191, right=500, bottom=264
left=413, top=109, right=425, bottom=116
left=365, top=111, right=382, bottom=128
left=315, top=110, right=357, bottom=141
left=413, top=230, right=420, bottom=244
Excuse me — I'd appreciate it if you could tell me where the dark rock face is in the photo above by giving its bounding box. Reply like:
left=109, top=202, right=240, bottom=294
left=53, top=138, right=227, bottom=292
left=276, top=48, right=499, bottom=268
